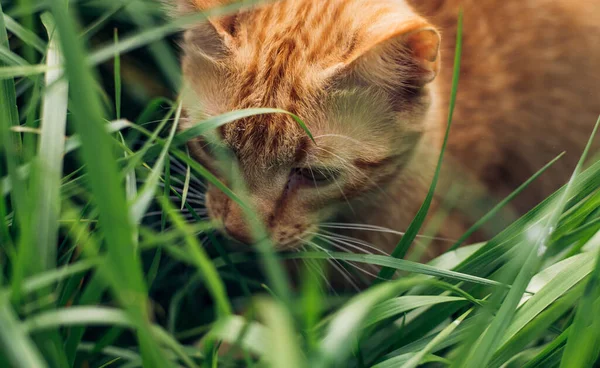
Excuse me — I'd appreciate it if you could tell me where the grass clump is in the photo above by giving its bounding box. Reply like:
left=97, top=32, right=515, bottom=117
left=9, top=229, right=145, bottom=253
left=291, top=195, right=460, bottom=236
left=1, top=1, right=600, bottom=367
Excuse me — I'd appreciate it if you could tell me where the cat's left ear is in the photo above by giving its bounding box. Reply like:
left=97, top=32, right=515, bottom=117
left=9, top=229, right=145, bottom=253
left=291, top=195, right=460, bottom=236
left=169, top=0, right=239, bottom=61
left=346, top=19, right=441, bottom=88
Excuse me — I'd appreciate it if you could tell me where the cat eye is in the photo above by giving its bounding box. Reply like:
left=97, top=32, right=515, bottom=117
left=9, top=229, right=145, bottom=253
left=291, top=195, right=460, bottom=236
left=293, top=167, right=341, bottom=186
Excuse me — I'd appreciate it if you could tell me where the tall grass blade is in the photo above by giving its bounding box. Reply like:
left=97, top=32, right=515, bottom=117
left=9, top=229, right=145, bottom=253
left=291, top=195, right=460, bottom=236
left=2, top=14, right=46, bottom=53
left=114, top=28, right=121, bottom=119
left=257, top=298, right=307, bottom=368
left=287, top=252, right=503, bottom=287
left=376, top=10, right=463, bottom=282
left=0, top=45, right=29, bottom=66
left=501, top=252, right=595, bottom=345
left=1, top=2, right=34, bottom=304
left=365, top=296, right=466, bottom=327
left=0, top=64, right=49, bottom=78
left=31, top=12, right=68, bottom=271
left=401, top=307, right=472, bottom=368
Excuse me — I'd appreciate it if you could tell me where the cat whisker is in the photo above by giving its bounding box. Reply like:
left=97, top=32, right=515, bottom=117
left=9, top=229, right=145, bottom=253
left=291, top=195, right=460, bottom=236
left=152, top=182, right=205, bottom=199
left=300, top=237, right=361, bottom=292
left=167, top=175, right=206, bottom=193
left=314, top=235, right=393, bottom=282
left=169, top=167, right=207, bottom=189
left=320, top=222, right=456, bottom=243
left=312, top=234, right=381, bottom=275
left=315, top=230, right=390, bottom=256
left=297, top=244, right=335, bottom=294
left=169, top=195, right=205, bottom=204
left=143, top=210, right=209, bottom=223
left=169, top=157, right=207, bottom=188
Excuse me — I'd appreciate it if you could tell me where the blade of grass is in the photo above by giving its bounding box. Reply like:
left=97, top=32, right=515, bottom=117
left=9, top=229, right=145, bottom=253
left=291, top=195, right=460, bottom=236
left=365, top=296, right=466, bottom=327
left=256, top=297, right=307, bottom=368
left=31, top=12, right=69, bottom=271
left=401, top=307, right=473, bottom=368
left=0, top=45, right=29, bottom=66
left=376, top=10, right=463, bottom=282
left=524, top=327, right=570, bottom=368
left=16, top=0, right=36, bottom=64
left=19, top=259, right=101, bottom=295
left=180, top=149, right=191, bottom=210
left=207, top=315, right=268, bottom=356
left=286, top=252, right=504, bottom=288
left=83, top=4, right=126, bottom=40
left=560, top=239, right=600, bottom=364
left=501, top=252, right=595, bottom=345
left=0, top=63, right=50, bottom=78
left=172, top=107, right=314, bottom=147
left=2, top=14, right=46, bottom=53
left=1, top=2, right=34, bottom=305
left=490, top=284, right=583, bottom=368
left=78, top=343, right=141, bottom=365
left=114, top=28, right=121, bottom=120
left=301, top=259, right=325, bottom=351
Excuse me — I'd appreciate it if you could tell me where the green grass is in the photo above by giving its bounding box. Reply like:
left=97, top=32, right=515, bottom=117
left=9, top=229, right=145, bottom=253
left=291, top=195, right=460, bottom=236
left=1, top=1, right=600, bottom=367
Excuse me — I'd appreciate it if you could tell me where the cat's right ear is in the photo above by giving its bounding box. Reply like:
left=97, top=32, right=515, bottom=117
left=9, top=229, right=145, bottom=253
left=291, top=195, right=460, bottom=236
left=167, top=0, right=237, bottom=62
left=343, top=18, right=441, bottom=90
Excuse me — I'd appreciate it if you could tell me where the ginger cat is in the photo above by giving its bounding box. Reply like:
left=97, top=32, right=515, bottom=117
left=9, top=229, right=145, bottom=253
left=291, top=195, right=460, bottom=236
left=172, top=0, right=600, bottom=259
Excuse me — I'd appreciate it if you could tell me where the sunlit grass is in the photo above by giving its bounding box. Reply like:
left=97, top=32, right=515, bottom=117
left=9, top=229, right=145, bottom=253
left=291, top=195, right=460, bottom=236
left=0, top=1, right=599, bottom=367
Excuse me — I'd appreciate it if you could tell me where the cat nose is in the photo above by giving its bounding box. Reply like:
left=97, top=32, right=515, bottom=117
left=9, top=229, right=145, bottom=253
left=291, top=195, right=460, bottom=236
left=222, top=203, right=255, bottom=244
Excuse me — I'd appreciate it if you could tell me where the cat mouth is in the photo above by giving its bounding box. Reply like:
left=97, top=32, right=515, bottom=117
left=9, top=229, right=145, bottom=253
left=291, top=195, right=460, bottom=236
left=217, top=225, right=318, bottom=252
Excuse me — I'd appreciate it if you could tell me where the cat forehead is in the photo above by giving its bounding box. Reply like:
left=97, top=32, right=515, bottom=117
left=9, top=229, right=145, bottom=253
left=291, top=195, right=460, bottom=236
left=225, top=2, right=359, bottom=109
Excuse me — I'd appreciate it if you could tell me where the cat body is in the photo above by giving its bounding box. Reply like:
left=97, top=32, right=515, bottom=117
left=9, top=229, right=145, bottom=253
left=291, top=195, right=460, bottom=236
left=175, top=0, right=600, bottom=258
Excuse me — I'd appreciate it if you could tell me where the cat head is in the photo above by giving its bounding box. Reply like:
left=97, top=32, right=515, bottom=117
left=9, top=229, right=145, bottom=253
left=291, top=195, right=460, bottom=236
left=174, top=0, right=442, bottom=249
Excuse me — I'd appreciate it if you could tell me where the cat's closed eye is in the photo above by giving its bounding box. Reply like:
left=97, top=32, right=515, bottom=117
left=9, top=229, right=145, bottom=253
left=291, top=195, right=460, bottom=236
left=291, top=167, right=341, bottom=187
